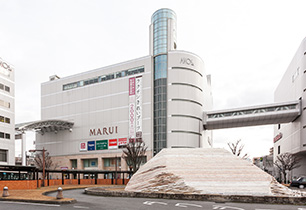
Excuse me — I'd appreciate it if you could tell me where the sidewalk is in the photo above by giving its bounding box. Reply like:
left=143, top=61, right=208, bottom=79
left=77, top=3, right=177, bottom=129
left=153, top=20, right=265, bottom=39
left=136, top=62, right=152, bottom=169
left=0, top=185, right=123, bottom=204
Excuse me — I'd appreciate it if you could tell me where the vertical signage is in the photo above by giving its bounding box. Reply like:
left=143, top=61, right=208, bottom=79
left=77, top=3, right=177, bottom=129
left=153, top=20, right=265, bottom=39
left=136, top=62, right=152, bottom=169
left=96, top=140, right=108, bottom=150
left=135, top=76, right=142, bottom=137
left=109, top=139, right=118, bottom=149
left=129, top=77, right=136, bottom=139
left=87, top=141, right=95, bottom=151
left=79, top=142, right=87, bottom=152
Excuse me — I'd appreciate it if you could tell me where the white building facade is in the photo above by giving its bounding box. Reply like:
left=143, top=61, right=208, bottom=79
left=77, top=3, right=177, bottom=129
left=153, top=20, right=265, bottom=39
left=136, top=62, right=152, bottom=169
left=274, top=37, right=306, bottom=178
left=0, top=57, right=15, bottom=165
left=36, top=9, right=213, bottom=172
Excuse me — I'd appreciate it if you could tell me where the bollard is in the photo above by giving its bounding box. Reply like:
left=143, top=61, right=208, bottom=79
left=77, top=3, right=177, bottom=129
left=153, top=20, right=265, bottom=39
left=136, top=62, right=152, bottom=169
left=2, top=186, right=9, bottom=197
left=56, top=187, right=63, bottom=199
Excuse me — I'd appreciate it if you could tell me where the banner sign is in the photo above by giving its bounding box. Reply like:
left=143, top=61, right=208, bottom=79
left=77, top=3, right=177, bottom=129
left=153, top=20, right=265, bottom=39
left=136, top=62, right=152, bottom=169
left=80, top=142, right=87, bottom=152
left=129, top=77, right=136, bottom=139
left=87, top=141, right=95, bottom=151
left=118, top=138, right=127, bottom=146
left=135, top=76, right=142, bottom=135
left=109, top=139, right=118, bottom=149
left=96, top=140, right=108, bottom=150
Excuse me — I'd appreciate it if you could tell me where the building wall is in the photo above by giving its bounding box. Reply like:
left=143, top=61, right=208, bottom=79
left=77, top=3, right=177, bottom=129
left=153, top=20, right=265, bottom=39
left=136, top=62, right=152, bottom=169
left=0, top=57, right=15, bottom=165
left=167, top=51, right=212, bottom=148
left=274, top=37, right=306, bottom=177
left=39, top=56, right=152, bottom=161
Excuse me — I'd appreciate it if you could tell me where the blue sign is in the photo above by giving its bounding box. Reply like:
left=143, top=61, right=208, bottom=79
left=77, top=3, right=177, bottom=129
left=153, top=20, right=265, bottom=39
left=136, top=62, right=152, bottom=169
left=88, top=141, right=95, bottom=151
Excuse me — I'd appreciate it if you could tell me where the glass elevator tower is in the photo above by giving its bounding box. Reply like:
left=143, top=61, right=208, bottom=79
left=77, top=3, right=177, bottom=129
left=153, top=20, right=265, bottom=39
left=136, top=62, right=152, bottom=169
left=150, top=8, right=177, bottom=155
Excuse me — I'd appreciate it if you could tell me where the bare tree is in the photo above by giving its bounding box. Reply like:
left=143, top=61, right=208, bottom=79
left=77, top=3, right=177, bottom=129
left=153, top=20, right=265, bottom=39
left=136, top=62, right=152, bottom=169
left=227, top=139, right=248, bottom=159
left=122, top=139, right=147, bottom=174
left=34, top=151, right=58, bottom=171
left=274, top=152, right=301, bottom=183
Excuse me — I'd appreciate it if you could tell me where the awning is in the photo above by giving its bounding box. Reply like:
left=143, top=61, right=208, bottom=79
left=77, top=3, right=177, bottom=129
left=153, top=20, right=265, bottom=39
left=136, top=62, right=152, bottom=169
left=16, top=120, right=74, bottom=135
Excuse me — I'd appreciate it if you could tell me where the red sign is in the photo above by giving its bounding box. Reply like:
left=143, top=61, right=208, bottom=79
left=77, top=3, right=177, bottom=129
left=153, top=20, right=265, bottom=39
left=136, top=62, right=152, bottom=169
left=109, top=139, right=118, bottom=149
left=274, top=133, right=283, bottom=143
left=80, top=142, right=87, bottom=151
left=118, top=138, right=127, bottom=146
left=129, top=77, right=135, bottom=95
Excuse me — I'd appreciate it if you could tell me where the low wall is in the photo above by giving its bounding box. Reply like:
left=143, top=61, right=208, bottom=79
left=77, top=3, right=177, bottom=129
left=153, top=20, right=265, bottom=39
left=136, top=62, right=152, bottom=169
left=0, top=180, right=37, bottom=190
left=0, top=179, right=129, bottom=190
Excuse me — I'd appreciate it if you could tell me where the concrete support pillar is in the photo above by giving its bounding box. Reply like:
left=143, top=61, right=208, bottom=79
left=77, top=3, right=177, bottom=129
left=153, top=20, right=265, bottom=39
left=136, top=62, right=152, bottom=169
left=21, top=133, right=27, bottom=166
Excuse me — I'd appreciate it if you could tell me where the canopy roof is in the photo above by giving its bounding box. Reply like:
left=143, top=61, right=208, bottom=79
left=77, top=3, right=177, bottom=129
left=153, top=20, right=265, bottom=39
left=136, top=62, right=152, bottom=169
left=16, top=120, right=74, bottom=134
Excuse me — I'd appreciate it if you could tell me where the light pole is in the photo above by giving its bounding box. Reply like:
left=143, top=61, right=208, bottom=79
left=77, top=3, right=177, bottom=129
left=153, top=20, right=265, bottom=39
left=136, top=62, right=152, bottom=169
left=29, top=147, right=46, bottom=187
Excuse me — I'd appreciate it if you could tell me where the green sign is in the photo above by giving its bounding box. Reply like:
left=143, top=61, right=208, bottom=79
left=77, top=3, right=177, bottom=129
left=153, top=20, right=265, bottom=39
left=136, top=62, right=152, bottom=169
left=96, top=140, right=108, bottom=150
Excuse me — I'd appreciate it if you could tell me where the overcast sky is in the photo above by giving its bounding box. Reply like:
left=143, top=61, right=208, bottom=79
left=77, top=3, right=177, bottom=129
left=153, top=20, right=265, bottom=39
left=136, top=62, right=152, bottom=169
left=1, top=0, right=306, bottom=158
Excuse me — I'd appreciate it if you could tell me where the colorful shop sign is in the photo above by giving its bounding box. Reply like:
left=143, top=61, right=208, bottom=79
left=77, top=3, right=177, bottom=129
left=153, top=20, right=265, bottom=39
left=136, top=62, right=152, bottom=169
left=118, top=138, right=127, bottom=147
left=79, top=142, right=87, bottom=152
left=96, top=140, right=108, bottom=150
left=87, top=141, right=95, bottom=151
left=109, top=139, right=118, bottom=149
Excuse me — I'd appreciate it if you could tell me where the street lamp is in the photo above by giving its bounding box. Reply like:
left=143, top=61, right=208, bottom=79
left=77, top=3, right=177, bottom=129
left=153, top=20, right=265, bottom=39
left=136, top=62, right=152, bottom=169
left=29, top=147, right=46, bottom=187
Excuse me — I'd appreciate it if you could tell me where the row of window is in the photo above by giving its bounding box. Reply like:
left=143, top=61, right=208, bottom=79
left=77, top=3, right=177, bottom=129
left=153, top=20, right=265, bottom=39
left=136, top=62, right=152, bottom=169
left=63, top=66, right=145, bottom=91
left=0, top=83, right=10, bottom=93
left=71, top=157, right=146, bottom=169
left=0, top=149, right=7, bottom=162
left=0, top=99, right=10, bottom=109
left=0, top=115, right=10, bottom=124
left=0, top=132, right=10, bottom=139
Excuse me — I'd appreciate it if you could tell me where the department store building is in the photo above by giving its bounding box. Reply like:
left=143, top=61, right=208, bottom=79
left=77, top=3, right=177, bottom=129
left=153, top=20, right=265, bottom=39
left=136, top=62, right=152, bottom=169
left=24, top=9, right=213, bottom=173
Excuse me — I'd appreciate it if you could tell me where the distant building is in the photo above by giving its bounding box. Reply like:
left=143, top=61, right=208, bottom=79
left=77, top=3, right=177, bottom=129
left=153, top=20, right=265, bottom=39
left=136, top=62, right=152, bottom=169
left=253, top=155, right=274, bottom=176
left=0, top=57, right=15, bottom=165
left=274, top=37, right=306, bottom=179
left=19, top=9, right=213, bottom=174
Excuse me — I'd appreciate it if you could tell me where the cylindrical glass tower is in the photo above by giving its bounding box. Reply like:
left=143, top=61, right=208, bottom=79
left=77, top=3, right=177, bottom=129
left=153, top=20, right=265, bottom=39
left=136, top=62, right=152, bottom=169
left=151, top=9, right=177, bottom=155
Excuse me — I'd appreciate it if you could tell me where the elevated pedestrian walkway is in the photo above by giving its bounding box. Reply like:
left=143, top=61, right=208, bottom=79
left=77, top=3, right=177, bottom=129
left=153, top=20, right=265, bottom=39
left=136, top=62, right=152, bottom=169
left=204, top=100, right=301, bottom=130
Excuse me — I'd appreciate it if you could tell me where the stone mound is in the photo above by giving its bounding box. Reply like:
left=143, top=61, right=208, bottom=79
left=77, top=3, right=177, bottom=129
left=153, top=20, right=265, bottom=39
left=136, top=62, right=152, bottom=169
left=125, top=148, right=298, bottom=196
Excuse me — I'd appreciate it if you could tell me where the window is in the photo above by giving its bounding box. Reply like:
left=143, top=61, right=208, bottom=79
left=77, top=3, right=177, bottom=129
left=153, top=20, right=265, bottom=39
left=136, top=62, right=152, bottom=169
left=0, top=150, right=7, bottom=162
left=5, top=133, right=10, bottom=139
left=71, top=159, right=77, bottom=169
left=5, top=117, right=10, bottom=124
left=0, top=84, right=3, bottom=90
left=0, top=132, right=4, bottom=138
left=83, top=159, right=97, bottom=168
left=103, top=158, right=121, bottom=167
left=63, top=66, right=145, bottom=91
left=4, top=86, right=10, bottom=92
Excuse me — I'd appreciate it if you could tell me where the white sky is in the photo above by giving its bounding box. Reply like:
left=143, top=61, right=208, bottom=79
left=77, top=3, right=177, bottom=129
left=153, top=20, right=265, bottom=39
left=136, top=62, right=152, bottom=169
left=1, top=0, right=306, bottom=158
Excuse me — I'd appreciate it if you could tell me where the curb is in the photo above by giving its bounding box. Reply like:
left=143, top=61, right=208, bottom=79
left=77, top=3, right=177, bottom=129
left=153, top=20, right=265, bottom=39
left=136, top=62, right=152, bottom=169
left=0, top=197, right=76, bottom=204
left=84, top=187, right=306, bottom=205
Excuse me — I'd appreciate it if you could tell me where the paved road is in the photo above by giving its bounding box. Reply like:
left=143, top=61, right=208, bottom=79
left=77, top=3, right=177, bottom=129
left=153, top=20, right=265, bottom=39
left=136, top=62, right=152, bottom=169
left=0, top=189, right=306, bottom=210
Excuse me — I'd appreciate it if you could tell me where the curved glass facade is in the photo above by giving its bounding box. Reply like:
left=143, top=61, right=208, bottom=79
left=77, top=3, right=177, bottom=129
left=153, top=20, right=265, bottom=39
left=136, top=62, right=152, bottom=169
left=152, top=9, right=176, bottom=155
left=152, top=9, right=176, bottom=56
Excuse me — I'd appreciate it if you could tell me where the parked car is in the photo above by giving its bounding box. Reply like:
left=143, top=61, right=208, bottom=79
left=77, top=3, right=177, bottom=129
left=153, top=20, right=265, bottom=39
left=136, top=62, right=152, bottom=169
left=290, top=177, right=306, bottom=189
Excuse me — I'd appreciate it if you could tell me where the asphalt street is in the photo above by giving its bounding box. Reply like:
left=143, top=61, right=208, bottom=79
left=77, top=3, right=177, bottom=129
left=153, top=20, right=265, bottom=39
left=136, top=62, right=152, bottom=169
left=0, top=189, right=305, bottom=210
